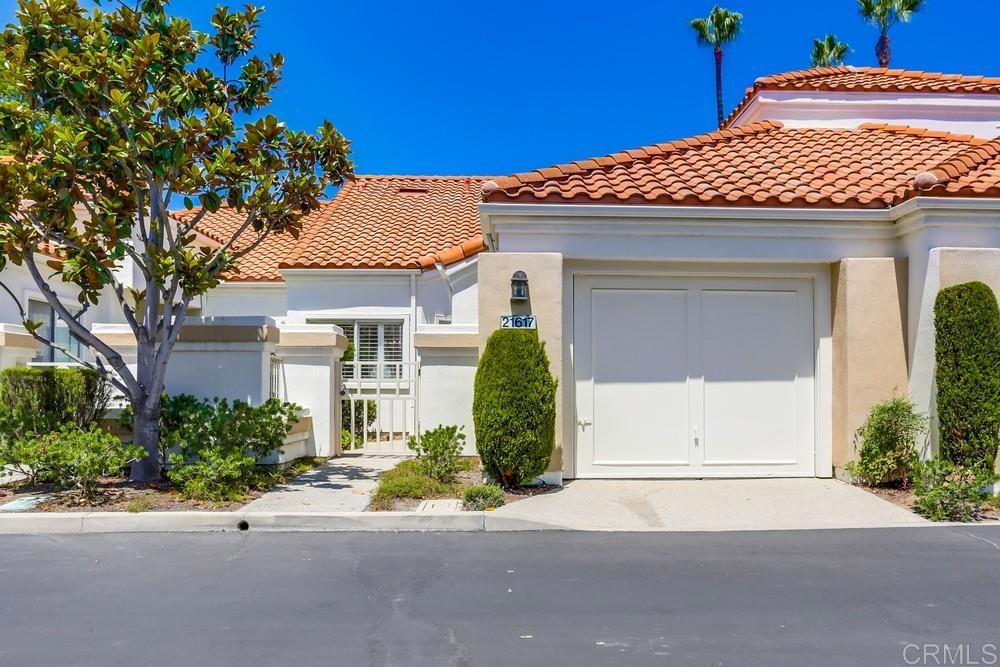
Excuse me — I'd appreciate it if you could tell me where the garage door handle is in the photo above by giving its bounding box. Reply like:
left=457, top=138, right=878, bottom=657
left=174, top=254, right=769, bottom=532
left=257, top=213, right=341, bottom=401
left=577, top=417, right=592, bottom=430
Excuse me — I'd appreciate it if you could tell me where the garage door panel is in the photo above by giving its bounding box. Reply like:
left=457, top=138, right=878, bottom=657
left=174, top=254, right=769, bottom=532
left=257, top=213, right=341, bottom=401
left=701, top=290, right=801, bottom=466
left=575, top=275, right=816, bottom=478
left=591, top=289, right=690, bottom=466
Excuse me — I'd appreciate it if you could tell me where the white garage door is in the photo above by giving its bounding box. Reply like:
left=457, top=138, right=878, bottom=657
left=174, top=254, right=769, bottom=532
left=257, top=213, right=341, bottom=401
left=574, top=275, right=815, bottom=478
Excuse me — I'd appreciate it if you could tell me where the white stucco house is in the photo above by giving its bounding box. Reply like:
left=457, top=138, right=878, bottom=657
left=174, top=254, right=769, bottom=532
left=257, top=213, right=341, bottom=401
left=2, top=65, right=1000, bottom=483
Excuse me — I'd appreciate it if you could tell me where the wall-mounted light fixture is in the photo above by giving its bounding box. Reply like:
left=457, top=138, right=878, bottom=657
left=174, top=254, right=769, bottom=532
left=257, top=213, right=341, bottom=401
left=510, top=271, right=529, bottom=302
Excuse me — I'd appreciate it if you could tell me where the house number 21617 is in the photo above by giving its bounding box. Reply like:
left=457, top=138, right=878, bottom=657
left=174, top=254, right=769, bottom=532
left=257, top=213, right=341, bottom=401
left=500, top=315, right=537, bottom=329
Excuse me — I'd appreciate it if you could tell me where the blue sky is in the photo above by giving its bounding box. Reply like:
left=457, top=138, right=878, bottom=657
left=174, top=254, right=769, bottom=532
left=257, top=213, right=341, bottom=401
left=1, top=0, right=996, bottom=177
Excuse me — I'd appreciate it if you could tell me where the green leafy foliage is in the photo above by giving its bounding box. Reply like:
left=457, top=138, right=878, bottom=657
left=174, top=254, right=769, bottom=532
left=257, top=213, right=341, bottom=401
left=127, top=395, right=299, bottom=501
left=369, top=458, right=465, bottom=511
left=0, top=1, right=353, bottom=480
left=847, top=397, right=925, bottom=486
left=0, top=367, right=112, bottom=435
left=473, top=329, right=557, bottom=489
left=408, top=425, right=465, bottom=482
left=13, top=425, right=144, bottom=499
left=934, top=282, right=1000, bottom=472
left=462, top=484, right=506, bottom=511
left=913, top=459, right=993, bottom=522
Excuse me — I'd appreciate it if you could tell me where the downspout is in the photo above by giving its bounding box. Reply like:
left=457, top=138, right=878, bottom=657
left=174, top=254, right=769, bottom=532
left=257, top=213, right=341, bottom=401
left=433, top=260, right=454, bottom=308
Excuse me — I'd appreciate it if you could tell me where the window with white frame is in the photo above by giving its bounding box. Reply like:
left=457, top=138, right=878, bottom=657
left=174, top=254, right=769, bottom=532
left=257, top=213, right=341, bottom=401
left=28, top=299, right=83, bottom=364
left=332, top=320, right=404, bottom=380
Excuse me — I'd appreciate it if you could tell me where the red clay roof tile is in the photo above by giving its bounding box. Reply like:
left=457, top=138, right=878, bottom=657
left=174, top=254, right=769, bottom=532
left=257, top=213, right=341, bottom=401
left=173, top=176, right=490, bottom=282
left=484, top=122, right=1000, bottom=209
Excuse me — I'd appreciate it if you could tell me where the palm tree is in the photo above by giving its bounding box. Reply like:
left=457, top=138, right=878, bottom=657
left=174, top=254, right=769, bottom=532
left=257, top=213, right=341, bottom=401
left=811, top=34, right=850, bottom=67
left=857, top=0, right=925, bottom=68
left=690, top=6, right=743, bottom=128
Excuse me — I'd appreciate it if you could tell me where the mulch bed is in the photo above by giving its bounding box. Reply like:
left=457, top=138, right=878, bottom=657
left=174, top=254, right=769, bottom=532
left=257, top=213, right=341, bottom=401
left=0, top=478, right=257, bottom=513
left=864, top=484, right=1000, bottom=521
left=0, top=458, right=329, bottom=513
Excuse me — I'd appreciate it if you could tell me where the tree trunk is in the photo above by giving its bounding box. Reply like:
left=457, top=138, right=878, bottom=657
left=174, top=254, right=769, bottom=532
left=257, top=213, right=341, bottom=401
left=876, top=32, right=890, bottom=68
left=130, top=337, right=163, bottom=482
left=131, top=400, right=162, bottom=482
left=714, top=47, right=724, bottom=128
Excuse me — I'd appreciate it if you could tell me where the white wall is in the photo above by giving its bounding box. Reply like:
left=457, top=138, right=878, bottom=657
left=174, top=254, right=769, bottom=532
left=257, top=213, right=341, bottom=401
left=731, top=91, right=1000, bottom=138
left=204, top=283, right=287, bottom=318
left=415, top=258, right=479, bottom=325
left=417, top=347, right=478, bottom=453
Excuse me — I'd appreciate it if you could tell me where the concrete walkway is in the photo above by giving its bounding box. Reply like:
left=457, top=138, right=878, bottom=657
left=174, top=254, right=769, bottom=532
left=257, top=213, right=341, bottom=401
left=243, top=454, right=406, bottom=513
left=492, top=478, right=931, bottom=531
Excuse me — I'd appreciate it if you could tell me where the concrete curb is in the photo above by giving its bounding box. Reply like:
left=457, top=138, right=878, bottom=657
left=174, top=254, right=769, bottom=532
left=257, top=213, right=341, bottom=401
left=0, top=511, right=996, bottom=535
left=0, top=510, right=563, bottom=534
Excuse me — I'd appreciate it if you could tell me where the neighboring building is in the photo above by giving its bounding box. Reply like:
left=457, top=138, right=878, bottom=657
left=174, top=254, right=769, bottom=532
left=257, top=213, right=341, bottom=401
left=182, top=175, right=489, bottom=453
left=2, top=66, right=1000, bottom=482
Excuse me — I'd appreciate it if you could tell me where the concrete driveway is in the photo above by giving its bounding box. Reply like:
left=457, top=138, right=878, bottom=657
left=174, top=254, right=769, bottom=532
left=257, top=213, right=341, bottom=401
left=492, top=478, right=931, bottom=531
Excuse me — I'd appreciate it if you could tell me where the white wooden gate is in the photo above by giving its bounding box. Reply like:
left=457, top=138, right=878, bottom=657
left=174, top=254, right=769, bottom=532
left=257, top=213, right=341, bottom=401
left=341, top=360, right=419, bottom=455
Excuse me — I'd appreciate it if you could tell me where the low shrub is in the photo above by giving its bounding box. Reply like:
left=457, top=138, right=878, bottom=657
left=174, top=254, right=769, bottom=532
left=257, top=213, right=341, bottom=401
left=17, top=425, right=144, bottom=499
left=847, top=397, right=926, bottom=486
left=934, top=281, right=1000, bottom=472
left=0, top=367, right=113, bottom=439
left=162, top=397, right=300, bottom=501
left=462, top=484, right=505, bottom=511
left=369, top=459, right=461, bottom=510
left=408, top=424, right=465, bottom=482
left=473, top=329, right=557, bottom=488
left=913, top=459, right=993, bottom=522
left=119, top=393, right=203, bottom=466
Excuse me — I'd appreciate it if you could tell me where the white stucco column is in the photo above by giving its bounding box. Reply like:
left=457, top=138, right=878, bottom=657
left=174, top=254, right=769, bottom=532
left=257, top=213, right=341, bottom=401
left=274, top=323, right=349, bottom=458
left=414, top=324, right=479, bottom=453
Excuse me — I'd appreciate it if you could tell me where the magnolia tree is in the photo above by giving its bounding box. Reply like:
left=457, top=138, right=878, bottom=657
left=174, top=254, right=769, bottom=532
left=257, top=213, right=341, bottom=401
left=0, top=0, right=353, bottom=480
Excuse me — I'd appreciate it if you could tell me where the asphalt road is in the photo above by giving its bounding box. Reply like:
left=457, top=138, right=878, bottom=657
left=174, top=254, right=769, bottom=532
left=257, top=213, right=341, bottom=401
left=1, top=527, right=999, bottom=667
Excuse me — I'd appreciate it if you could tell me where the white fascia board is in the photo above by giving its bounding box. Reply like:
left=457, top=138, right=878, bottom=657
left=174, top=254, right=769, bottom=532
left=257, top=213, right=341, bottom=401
left=480, top=203, right=896, bottom=247
left=731, top=90, right=1000, bottom=128
left=481, top=198, right=1000, bottom=244
left=279, top=268, right=421, bottom=281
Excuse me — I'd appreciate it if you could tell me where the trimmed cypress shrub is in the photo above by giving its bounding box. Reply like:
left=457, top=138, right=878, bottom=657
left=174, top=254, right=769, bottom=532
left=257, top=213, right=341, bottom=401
left=473, top=329, right=557, bottom=488
left=934, top=281, right=1000, bottom=471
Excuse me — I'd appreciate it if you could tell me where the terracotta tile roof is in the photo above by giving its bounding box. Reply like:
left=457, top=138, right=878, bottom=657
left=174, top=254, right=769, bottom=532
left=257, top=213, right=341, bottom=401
left=724, top=66, right=1000, bottom=128
left=171, top=206, right=304, bottom=282
left=483, top=121, right=1000, bottom=209
left=173, top=175, right=489, bottom=281
left=282, top=175, right=489, bottom=272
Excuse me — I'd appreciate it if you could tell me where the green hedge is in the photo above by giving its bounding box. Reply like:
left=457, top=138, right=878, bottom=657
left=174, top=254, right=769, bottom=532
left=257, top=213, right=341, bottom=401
left=473, top=329, right=556, bottom=488
left=934, top=281, right=1000, bottom=471
left=0, top=367, right=113, bottom=436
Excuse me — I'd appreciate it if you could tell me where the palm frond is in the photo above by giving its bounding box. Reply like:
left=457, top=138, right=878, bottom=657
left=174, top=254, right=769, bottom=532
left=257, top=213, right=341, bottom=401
left=689, top=17, right=714, bottom=47
left=710, top=6, right=743, bottom=46
left=857, top=0, right=924, bottom=32
left=811, top=34, right=850, bottom=67
left=690, top=5, right=742, bottom=48
left=895, top=0, right=926, bottom=23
